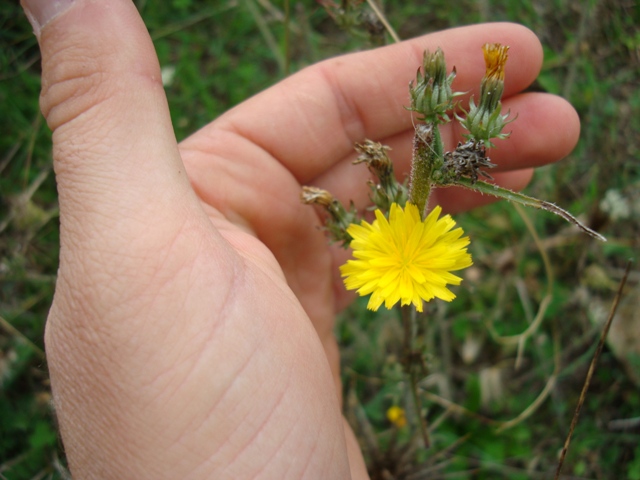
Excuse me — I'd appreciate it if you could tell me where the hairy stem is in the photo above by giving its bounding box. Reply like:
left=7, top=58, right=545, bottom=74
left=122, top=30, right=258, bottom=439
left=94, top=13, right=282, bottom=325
left=409, top=124, right=443, bottom=218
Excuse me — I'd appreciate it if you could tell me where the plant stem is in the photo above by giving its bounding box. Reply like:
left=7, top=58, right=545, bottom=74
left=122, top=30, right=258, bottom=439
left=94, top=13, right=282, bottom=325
left=401, top=306, right=430, bottom=448
left=554, top=260, right=632, bottom=479
left=409, top=124, right=443, bottom=218
left=410, top=370, right=431, bottom=448
left=364, top=0, right=401, bottom=43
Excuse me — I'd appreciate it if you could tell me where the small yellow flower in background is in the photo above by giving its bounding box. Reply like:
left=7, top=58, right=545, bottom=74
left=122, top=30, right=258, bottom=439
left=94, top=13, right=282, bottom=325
left=340, top=203, right=472, bottom=312
left=482, top=43, right=509, bottom=82
left=386, top=406, right=407, bottom=428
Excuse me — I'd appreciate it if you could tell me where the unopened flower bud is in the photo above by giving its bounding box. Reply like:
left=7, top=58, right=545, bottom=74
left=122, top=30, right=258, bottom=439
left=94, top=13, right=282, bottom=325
left=409, top=48, right=457, bottom=123
left=459, top=43, right=513, bottom=147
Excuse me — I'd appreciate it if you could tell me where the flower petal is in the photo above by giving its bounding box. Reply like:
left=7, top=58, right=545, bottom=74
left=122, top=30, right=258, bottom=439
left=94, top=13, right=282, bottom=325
left=341, top=203, right=472, bottom=311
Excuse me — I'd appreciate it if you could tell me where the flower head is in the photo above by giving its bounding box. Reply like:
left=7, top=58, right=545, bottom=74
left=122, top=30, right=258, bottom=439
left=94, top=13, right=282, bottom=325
left=340, top=203, right=472, bottom=312
left=483, top=43, right=509, bottom=83
left=408, top=48, right=458, bottom=123
left=478, top=43, right=509, bottom=113
left=458, top=43, right=512, bottom=147
left=387, top=406, right=407, bottom=428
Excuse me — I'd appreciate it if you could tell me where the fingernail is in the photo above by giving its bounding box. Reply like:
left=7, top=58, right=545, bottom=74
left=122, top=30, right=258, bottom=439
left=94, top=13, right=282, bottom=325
left=21, top=0, right=76, bottom=36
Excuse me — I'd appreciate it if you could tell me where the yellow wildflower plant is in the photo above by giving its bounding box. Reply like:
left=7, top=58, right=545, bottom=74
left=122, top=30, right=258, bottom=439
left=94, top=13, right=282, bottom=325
left=340, top=203, right=473, bottom=312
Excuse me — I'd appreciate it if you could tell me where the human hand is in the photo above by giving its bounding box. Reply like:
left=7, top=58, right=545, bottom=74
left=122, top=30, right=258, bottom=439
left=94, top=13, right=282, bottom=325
left=22, top=0, right=579, bottom=478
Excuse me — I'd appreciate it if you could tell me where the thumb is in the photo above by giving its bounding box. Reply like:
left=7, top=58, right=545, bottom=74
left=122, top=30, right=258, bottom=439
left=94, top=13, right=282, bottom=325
left=23, top=0, right=200, bottom=251
left=23, top=0, right=239, bottom=471
left=23, top=0, right=240, bottom=383
left=22, top=0, right=220, bottom=302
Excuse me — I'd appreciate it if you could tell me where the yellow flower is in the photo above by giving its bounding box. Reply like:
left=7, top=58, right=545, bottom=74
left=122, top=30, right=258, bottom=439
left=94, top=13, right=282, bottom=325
left=482, top=43, right=509, bottom=82
left=386, top=406, right=407, bottom=428
left=459, top=43, right=512, bottom=146
left=340, top=203, right=472, bottom=312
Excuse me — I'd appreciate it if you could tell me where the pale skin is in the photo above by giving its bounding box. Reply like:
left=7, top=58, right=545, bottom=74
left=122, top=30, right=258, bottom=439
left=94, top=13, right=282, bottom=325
left=22, top=0, right=580, bottom=478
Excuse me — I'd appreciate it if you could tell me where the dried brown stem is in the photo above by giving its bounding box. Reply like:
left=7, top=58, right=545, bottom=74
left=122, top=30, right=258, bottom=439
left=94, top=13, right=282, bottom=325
left=554, top=260, right=633, bottom=479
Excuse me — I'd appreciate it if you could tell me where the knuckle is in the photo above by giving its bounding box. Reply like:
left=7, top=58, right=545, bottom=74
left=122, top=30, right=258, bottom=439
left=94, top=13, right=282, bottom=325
left=39, top=41, right=116, bottom=131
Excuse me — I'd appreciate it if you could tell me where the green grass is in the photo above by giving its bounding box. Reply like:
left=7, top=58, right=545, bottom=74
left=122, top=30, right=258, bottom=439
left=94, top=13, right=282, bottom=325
left=1, top=0, right=639, bottom=478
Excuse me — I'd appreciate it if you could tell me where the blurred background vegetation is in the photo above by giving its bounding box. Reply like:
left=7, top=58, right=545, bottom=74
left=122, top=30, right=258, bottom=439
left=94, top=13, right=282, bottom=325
left=1, top=0, right=638, bottom=478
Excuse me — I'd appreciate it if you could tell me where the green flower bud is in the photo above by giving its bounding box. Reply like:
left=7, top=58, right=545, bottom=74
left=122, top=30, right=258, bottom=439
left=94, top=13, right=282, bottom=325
left=408, top=48, right=457, bottom=123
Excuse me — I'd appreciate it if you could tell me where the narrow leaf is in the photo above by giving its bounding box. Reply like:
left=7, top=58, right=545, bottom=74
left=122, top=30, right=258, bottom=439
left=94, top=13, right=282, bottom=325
left=452, top=178, right=606, bottom=241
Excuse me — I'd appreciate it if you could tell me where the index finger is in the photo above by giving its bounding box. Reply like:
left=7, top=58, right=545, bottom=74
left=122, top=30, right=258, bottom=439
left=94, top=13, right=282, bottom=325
left=202, top=22, right=543, bottom=183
